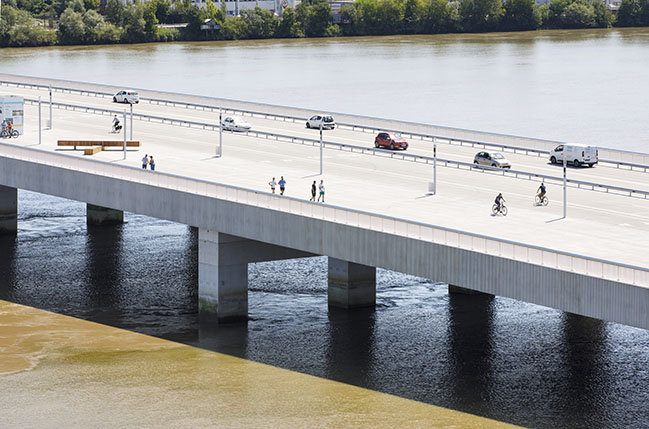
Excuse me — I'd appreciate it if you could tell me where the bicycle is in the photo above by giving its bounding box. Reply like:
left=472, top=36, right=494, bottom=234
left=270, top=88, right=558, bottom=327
left=534, top=195, right=549, bottom=206
left=0, top=128, right=19, bottom=138
left=111, top=123, right=122, bottom=133
left=492, top=203, right=508, bottom=216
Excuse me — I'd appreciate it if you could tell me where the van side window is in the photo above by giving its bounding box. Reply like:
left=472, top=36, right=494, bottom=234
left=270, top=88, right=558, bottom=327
left=556, top=145, right=563, bottom=152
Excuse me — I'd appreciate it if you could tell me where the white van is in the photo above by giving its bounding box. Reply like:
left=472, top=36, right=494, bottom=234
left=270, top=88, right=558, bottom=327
left=113, top=90, right=139, bottom=104
left=549, top=144, right=598, bottom=167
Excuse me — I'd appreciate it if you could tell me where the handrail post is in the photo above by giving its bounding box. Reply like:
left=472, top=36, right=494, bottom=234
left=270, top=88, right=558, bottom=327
left=48, top=84, right=52, bottom=129
left=319, top=122, right=323, bottom=175
left=218, top=106, right=223, bottom=157
left=563, top=156, right=567, bottom=218
left=123, top=110, right=127, bottom=160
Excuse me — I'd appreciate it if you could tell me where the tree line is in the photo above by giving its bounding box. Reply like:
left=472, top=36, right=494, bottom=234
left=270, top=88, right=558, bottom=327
left=1, top=0, right=649, bottom=47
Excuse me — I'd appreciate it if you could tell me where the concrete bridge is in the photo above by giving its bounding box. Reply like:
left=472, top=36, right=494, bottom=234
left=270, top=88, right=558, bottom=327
left=1, top=76, right=648, bottom=329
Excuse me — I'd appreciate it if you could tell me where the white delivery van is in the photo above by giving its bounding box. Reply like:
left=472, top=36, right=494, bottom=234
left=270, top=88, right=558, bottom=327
left=549, top=144, right=598, bottom=167
left=0, top=96, right=25, bottom=136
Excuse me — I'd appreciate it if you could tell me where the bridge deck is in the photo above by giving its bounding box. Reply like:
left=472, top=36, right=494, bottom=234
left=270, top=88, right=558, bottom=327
left=2, top=84, right=649, bottom=272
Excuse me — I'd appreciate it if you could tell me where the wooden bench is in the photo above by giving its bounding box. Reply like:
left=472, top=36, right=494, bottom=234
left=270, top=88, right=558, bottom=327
left=83, top=146, right=103, bottom=156
left=58, top=140, right=141, bottom=151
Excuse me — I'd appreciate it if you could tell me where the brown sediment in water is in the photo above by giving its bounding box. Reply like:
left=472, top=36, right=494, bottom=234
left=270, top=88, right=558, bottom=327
left=0, top=300, right=516, bottom=427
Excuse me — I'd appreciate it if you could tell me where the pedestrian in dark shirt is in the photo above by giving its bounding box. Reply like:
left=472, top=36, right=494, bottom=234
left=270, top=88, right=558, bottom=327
left=149, top=155, right=155, bottom=171
left=310, top=181, right=316, bottom=201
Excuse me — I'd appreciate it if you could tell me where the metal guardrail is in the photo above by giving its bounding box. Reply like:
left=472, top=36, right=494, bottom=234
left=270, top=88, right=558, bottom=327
left=5, top=78, right=649, bottom=172
left=23, top=97, right=649, bottom=200
left=0, top=140, right=647, bottom=288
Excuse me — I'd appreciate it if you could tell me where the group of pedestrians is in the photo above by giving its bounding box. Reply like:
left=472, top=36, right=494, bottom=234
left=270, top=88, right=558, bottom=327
left=1, top=119, right=14, bottom=138
left=141, top=154, right=156, bottom=171
left=267, top=176, right=326, bottom=202
left=268, top=176, right=287, bottom=195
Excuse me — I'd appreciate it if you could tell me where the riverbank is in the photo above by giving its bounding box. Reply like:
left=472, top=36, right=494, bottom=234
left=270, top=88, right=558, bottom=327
left=3, top=0, right=648, bottom=48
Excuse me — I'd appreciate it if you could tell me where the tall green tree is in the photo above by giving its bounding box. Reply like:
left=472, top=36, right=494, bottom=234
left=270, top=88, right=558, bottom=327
left=503, top=0, right=539, bottom=30
left=459, top=0, right=504, bottom=31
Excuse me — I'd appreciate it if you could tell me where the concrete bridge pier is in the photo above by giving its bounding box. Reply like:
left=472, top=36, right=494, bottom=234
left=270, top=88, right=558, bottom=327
left=328, top=258, right=376, bottom=309
left=448, top=284, right=492, bottom=295
left=87, top=204, right=123, bottom=226
left=198, top=229, right=313, bottom=324
left=0, top=185, right=17, bottom=234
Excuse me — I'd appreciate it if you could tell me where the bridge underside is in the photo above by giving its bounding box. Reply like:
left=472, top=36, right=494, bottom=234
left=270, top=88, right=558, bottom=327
left=198, top=230, right=377, bottom=323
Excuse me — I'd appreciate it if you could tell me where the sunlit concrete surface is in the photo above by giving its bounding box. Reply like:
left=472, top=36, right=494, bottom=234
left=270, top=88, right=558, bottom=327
left=0, top=300, right=517, bottom=428
left=3, top=94, right=648, bottom=268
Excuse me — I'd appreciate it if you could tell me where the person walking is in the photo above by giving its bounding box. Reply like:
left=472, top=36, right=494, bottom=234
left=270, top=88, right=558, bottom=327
left=149, top=155, right=155, bottom=171
left=317, top=180, right=325, bottom=203
left=6, top=121, right=12, bottom=138
left=310, top=181, right=316, bottom=201
left=141, top=154, right=149, bottom=169
left=278, top=176, right=286, bottom=195
left=269, top=177, right=276, bottom=194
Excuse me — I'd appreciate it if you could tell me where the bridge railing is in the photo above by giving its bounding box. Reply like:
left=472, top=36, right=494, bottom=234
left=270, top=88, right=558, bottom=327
left=1, top=141, right=647, bottom=288
left=4, top=75, right=649, bottom=171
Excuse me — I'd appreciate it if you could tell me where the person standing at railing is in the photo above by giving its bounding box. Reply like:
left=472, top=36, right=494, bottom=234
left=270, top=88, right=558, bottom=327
left=141, top=154, right=149, bottom=169
left=269, top=177, right=276, bottom=194
left=278, top=176, right=286, bottom=195
left=310, top=181, right=316, bottom=201
left=149, top=155, right=155, bottom=171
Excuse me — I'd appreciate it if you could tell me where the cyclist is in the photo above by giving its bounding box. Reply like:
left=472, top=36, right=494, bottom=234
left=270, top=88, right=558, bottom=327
left=112, top=115, right=121, bottom=132
left=494, top=193, right=505, bottom=212
left=536, top=182, right=546, bottom=204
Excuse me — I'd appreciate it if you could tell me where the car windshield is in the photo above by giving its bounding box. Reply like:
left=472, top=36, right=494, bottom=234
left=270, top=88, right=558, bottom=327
left=492, top=153, right=504, bottom=159
left=390, top=134, right=403, bottom=139
left=323, top=116, right=333, bottom=122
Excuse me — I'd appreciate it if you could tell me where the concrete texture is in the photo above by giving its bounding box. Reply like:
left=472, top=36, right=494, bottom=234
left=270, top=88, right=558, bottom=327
left=328, top=257, right=376, bottom=309
left=198, top=230, right=313, bottom=322
left=448, top=285, right=492, bottom=295
left=87, top=203, right=124, bottom=226
left=0, top=185, right=17, bottom=234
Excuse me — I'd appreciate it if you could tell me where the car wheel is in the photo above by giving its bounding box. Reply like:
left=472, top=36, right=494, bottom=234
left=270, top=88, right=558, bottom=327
left=375, top=141, right=379, bottom=148
left=550, top=156, right=556, bottom=164
left=390, top=143, right=395, bottom=150
left=573, top=160, right=580, bottom=167
left=492, top=163, right=498, bottom=167
left=113, top=97, right=117, bottom=102
left=305, top=122, right=310, bottom=129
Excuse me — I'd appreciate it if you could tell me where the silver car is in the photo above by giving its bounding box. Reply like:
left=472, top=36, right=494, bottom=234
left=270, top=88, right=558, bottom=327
left=473, top=151, right=511, bottom=169
left=306, top=115, right=336, bottom=130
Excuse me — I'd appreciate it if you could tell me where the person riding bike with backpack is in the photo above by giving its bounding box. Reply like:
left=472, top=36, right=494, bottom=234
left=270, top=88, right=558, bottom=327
left=495, top=193, right=505, bottom=212
left=536, top=182, right=546, bottom=203
left=112, top=115, right=121, bottom=132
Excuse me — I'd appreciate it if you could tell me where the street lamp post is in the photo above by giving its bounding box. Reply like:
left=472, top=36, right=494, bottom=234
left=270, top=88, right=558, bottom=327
left=129, top=103, right=133, bottom=140
left=38, top=96, right=41, bottom=145
left=218, top=107, right=223, bottom=157
left=123, top=110, right=127, bottom=160
left=48, top=84, right=52, bottom=129
left=319, top=123, right=323, bottom=175
left=563, top=155, right=567, bottom=218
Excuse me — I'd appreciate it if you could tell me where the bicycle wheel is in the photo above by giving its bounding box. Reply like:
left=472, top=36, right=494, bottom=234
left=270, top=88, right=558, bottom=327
left=542, top=197, right=548, bottom=206
left=534, top=195, right=541, bottom=205
left=501, top=205, right=508, bottom=216
left=11, top=130, right=18, bottom=137
left=492, top=204, right=499, bottom=215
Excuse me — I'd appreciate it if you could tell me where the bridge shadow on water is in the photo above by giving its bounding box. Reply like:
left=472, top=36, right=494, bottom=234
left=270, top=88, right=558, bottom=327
left=2, top=207, right=649, bottom=428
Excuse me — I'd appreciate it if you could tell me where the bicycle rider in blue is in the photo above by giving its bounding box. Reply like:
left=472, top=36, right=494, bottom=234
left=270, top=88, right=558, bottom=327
left=537, top=182, right=546, bottom=202
left=495, top=193, right=505, bottom=211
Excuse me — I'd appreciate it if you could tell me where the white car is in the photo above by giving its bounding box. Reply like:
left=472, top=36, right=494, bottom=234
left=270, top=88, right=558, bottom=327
left=221, top=115, right=251, bottom=132
left=113, top=90, right=139, bottom=104
left=306, top=114, right=335, bottom=130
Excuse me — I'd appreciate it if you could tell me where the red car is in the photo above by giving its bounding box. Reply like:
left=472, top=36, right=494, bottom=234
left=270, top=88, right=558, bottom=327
left=375, top=132, right=408, bottom=150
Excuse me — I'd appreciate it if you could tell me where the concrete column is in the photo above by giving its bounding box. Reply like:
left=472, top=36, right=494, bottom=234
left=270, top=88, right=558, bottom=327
left=328, top=257, right=376, bottom=309
left=448, top=284, right=491, bottom=295
left=0, top=185, right=18, bottom=234
left=198, top=229, right=249, bottom=323
left=87, top=204, right=123, bottom=226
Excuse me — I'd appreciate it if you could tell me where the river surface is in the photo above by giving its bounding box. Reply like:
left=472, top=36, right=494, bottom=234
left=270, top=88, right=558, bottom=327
left=2, top=29, right=649, bottom=427
left=1, top=29, right=649, bottom=151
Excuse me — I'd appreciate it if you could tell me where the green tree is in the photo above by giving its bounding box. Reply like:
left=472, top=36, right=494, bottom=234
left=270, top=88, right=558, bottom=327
left=459, top=0, right=504, bottom=31
left=221, top=16, right=248, bottom=39
left=560, top=1, right=595, bottom=28
left=377, top=0, right=405, bottom=34
left=591, top=0, right=613, bottom=27
left=404, top=0, right=427, bottom=33
left=241, top=7, right=278, bottom=38
left=58, top=7, right=86, bottom=43
left=503, top=0, right=539, bottom=30
left=276, top=7, right=304, bottom=37
left=616, top=0, right=641, bottom=26
left=104, top=0, right=125, bottom=26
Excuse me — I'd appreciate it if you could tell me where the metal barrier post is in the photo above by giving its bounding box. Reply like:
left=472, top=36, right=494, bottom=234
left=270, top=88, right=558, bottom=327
left=38, top=96, right=41, bottom=145
left=123, top=110, right=127, bottom=160
left=319, top=123, right=323, bottom=175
